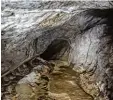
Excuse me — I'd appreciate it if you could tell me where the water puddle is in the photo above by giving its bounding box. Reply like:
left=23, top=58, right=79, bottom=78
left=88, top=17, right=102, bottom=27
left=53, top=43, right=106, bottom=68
left=48, top=60, right=93, bottom=100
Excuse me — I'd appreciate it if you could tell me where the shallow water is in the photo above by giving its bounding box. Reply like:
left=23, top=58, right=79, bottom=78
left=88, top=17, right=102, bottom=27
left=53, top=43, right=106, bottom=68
left=13, top=60, right=93, bottom=100
left=49, top=60, right=93, bottom=100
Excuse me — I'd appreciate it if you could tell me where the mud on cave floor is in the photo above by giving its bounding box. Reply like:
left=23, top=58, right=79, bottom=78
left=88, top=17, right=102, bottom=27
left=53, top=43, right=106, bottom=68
left=13, top=60, right=93, bottom=100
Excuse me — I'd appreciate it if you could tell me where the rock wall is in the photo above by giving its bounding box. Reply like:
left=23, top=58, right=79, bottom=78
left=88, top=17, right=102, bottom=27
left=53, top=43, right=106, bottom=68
left=69, top=9, right=113, bottom=100
left=1, top=1, right=113, bottom=100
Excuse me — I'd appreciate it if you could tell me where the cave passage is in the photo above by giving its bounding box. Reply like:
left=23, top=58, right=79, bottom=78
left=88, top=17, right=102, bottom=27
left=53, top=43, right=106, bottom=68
left=40, top=39, right=70, bottom=61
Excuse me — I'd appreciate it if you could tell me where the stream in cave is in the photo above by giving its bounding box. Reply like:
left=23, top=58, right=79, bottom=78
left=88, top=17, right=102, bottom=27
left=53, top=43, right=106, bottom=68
left=48, top=60, right=93, bottom=100
left=14, top=60, right=93, bottom=100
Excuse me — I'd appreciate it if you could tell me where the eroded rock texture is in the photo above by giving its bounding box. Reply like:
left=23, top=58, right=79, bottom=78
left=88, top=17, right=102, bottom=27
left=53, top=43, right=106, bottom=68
left=1, top=0, right=113, bottom=100
left=69, top=9, right=113, bottom=100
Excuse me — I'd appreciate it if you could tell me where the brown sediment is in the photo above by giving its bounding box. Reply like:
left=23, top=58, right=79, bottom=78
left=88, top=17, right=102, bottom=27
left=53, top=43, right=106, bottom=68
left=48, top=60, right=93, bottom=100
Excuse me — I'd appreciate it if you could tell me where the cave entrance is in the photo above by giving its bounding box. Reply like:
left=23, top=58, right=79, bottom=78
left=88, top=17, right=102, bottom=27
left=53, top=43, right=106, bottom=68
left=40, top=39, right=70, bottom=61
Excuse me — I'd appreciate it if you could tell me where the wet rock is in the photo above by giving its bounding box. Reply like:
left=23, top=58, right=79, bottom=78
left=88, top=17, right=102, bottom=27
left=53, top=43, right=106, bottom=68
left=14, top=60, right=93, bottom=100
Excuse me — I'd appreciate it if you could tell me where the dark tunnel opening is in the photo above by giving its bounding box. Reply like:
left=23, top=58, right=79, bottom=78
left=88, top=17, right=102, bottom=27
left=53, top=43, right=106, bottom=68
left=40, top=39, right=70, bottom=61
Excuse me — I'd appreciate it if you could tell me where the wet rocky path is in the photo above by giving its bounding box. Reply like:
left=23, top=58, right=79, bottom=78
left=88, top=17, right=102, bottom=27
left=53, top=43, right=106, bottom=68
left=4, top=59, right=93, bottom=100
left=15, top=60, right=93, bottom=100
left=48, top=60, right=93, bottom=100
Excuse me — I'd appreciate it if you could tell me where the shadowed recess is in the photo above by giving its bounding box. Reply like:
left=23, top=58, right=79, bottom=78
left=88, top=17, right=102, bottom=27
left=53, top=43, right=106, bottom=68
left=40, top=39, right=70, bottom=61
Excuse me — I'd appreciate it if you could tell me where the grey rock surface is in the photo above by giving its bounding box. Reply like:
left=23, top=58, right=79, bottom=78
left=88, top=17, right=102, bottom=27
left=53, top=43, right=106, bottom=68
left=1, top=0, right=113, bottom=100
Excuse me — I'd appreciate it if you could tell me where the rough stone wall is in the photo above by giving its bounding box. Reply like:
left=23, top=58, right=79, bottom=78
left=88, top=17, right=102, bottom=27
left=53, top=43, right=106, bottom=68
left=69, top=9, right=113, bottom=99
left=1, top=1, right=113, bottom=100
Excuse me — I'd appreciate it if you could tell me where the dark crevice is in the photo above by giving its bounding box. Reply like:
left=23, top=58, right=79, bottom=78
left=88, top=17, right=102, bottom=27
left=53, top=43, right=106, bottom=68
left=40, top=39, right=70, bottom=61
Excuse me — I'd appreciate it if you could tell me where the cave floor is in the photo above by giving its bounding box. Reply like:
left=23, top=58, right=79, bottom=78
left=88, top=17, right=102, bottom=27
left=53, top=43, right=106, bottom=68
left=11, top=60, right=93, bottom=100
left=48, top=60, right=93, bottom=100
